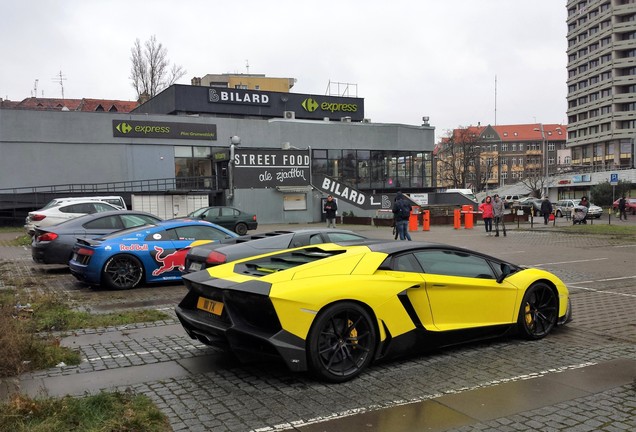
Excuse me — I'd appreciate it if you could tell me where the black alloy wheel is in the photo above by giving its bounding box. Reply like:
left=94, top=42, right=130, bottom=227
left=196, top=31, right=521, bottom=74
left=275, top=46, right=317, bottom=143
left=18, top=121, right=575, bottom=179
left=234, top=222, right=248, bottom=235
left=307, top=302, right=377, bottom=383
left=517, top=283, right=558, bottom=340
left=103, top=255, right=144, bottom=290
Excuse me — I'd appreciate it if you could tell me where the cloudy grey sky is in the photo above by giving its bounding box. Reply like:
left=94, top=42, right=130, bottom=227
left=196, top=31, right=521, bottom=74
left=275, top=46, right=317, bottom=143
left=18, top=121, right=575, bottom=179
left=1, top=1, right=567, bottom=140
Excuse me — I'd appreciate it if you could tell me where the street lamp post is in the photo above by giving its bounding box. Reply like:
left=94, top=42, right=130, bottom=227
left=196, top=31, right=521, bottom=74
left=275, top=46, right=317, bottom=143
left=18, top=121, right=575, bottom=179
left=534, top=125, right=548, bottom=197
left=227, top=135, right=241, bottom=204
left=475, top=145, right=481, bottom=193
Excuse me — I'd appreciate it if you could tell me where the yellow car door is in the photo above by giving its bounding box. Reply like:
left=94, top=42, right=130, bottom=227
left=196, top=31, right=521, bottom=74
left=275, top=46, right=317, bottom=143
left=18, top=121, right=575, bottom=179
left=412, top=250, right=519, bottom=331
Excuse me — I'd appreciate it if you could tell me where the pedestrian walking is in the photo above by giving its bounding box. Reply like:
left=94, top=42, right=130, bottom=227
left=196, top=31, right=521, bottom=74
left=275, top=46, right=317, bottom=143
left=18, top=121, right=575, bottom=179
left=392, top=192, right=412, bottom=241
left=618, top=195, right=627, bottom=221
left=541, top=196, right=553, bottom=225
left=492, top=194, right=506, bottom=237
left=323, top=195, right=338, bottom=228
left=478, top=196, right=494, bottom=236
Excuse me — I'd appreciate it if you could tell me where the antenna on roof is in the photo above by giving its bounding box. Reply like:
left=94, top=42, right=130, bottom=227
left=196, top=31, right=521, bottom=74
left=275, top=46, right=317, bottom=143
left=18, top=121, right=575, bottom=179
left=494, top=75, right=497, bottom=126
left=32, top=79, right=39, bottom=98
left=245, top=59, right=250, bottom=74
left=52, top=70, right=67, bottom=99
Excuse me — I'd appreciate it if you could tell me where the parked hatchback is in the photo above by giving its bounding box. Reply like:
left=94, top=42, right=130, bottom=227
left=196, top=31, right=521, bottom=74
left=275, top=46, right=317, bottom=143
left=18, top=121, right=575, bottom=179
left=25, top=200, right=121, bottom=235
left=186, top=206, right=257, bottom=235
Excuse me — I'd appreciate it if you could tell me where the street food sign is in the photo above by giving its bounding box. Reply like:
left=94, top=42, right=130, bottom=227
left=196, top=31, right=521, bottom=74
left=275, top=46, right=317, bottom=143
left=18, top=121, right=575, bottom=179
left=232, top=149, right=310, bottom=188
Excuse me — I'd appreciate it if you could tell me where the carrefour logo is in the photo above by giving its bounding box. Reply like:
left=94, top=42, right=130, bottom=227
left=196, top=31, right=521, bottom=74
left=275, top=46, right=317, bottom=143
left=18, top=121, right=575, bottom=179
left=115, top=122, right=132, bottom=134
left=301, top=98, right=319, bottom=112
left=301, top=98, right=358, bottom=114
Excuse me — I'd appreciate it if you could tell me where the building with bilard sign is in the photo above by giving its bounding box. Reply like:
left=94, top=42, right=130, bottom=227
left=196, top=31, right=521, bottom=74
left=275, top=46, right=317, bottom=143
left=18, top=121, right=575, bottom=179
left=0, top=83, right=436, bottom=224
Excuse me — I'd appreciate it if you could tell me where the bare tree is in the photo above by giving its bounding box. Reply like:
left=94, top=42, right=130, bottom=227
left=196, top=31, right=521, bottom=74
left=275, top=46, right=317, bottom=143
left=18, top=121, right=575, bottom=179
left=129, top=35, right=186, bottom=100
left=518, top=176, right=546, bottom=198
left=436, top=128, right=482, bottom=190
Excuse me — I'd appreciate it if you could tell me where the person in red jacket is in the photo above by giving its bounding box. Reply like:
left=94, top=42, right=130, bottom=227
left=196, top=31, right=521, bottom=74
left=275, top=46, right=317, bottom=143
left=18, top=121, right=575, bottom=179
left=478, top=195, right=494, bottom=236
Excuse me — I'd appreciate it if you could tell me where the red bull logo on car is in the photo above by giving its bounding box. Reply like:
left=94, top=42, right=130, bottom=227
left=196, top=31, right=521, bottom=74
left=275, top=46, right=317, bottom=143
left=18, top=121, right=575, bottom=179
left=119, top=244, right=148, bottom=251
left=152, top=246, right=189, bottom=276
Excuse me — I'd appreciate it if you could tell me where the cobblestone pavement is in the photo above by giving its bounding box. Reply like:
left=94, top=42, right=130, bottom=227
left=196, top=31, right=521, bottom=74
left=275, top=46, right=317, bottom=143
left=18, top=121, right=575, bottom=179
left=0, top=221, right=635, bottom=431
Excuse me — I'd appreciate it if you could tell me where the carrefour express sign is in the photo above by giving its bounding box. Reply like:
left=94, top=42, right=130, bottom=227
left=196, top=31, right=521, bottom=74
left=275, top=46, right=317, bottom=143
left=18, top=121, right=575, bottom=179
left=112, top=120, right=217, bottom=140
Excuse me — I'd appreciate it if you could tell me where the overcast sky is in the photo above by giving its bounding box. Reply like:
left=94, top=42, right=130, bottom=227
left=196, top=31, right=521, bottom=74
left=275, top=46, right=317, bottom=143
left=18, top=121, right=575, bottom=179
left=1, top=1, right=567, bottom=140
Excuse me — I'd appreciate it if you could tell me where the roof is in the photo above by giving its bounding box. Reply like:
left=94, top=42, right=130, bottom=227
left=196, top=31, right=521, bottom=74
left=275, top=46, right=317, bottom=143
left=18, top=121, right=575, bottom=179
left=462, top=123, right=567, bottom=142
left=3, top=97, right=138, bottom=113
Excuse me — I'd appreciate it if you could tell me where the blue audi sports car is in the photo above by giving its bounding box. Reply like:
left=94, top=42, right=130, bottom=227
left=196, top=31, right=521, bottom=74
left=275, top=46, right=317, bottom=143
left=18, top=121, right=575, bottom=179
left=69, top=219, right=237, bottom=289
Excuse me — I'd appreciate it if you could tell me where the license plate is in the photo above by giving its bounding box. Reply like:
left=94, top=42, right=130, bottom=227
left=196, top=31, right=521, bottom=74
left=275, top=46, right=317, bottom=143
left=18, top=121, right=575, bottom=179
left=197, top=297, right=224, bottom=316
left=189, top=262, right=202, bottom=272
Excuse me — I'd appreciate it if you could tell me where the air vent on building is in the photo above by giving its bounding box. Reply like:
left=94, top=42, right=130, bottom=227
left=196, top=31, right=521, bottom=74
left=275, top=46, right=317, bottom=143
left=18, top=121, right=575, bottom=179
left=340, top=116, right=352, bottom=122
left=283, top=111, right=295, bottom=119
left=362, top=118, right=371, bottom=123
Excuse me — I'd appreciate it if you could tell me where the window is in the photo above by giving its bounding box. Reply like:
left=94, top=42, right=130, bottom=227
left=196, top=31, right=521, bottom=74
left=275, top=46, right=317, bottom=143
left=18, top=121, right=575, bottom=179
left=84, top=216, right=122, bottom=230
left=413, top=250, right=496, bottom=279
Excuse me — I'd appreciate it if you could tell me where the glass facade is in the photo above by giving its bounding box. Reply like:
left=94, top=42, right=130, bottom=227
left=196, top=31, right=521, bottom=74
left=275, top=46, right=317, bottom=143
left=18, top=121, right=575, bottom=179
left=312, top=149, right=433, bottom=191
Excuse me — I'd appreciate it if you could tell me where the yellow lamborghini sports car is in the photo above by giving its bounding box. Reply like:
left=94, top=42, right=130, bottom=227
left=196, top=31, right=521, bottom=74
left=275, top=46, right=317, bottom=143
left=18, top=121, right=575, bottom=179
left=175, top=241, right=572, bottom=383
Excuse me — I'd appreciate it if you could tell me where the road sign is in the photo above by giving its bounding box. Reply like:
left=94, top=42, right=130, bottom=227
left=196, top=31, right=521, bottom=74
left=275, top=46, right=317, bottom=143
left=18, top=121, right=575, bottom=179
left=610, top=173, right=619, bottom=185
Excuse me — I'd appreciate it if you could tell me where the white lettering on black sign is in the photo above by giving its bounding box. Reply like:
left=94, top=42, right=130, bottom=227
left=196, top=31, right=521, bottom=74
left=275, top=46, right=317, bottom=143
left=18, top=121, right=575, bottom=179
left=233, top=149, right=310, bottom=188
left=321, top=177, right=366, bottom=205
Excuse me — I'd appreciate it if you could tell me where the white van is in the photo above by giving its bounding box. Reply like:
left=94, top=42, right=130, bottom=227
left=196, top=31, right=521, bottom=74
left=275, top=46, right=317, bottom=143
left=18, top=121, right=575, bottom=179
left=444, top=188, right=478, bottom=203
left=42, top=196, right=127, bottom=210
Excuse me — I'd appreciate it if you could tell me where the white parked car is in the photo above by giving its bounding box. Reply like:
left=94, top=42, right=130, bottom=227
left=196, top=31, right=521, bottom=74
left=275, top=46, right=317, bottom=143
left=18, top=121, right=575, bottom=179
left=25, top=200, right=121, bottom=235
left=41, top=195, right=127, bottom=210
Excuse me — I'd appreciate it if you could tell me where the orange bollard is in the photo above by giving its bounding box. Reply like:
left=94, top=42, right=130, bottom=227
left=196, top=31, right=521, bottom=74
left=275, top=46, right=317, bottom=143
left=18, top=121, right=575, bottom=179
left=422, top=210, right=430, bottom=231
left=454, top=209, right=461, bottom=229
left=462, top=205, right=474, bottom=229
left=409, top=209, right=418, bottom=231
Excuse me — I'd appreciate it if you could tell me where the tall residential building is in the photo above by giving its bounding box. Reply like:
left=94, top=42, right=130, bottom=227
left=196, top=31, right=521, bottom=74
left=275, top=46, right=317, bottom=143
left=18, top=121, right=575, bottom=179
left=566, top=0, right=636, bottom=171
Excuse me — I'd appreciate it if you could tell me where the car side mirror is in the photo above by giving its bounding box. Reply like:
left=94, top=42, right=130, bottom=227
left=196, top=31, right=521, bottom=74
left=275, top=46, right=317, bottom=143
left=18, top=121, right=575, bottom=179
left=497, top=263, right=512, bottom=283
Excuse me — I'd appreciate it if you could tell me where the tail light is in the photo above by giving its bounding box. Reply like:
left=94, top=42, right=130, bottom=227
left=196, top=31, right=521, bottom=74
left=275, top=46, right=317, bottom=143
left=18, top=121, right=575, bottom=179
left=76, top=247, right=95, bottom=256
left=252, top=215, right=257, bottom=221
left=37, top=232, right=58, bottom=242
left=30, top=214, right=46, bottom=221
left=206, top=251, right=227, bottom=265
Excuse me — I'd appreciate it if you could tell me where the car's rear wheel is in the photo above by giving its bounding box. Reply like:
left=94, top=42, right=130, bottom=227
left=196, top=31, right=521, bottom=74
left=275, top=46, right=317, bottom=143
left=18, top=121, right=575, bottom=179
left=307, top=302, right=377, bottom=383
left=556, top=210, right=563, bottom=217
left=103, top=254, right=144, bottom=290
left=234, top=222, right=248, bottom=235
left=517, top=283, right=558, bottom=340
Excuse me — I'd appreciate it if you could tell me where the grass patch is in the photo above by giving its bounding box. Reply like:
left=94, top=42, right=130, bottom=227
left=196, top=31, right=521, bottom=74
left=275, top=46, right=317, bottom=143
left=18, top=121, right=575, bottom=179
left=555, top=223, right=636, bottom=237
left=0, top=291, right=170, bottom=377
left=0, top=391, right=171, bottom=432
left=0, top=226, right=31, bottom=246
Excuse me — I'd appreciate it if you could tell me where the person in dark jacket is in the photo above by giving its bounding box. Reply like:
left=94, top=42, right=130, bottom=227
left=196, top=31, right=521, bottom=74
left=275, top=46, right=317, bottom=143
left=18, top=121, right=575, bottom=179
left=540, top=196, right=553, bottom=225
left=392, top=192, right=412, bottom=241
left=323, top=195, right=338, bottom=228
left=618, top=195, right=627, bottom=221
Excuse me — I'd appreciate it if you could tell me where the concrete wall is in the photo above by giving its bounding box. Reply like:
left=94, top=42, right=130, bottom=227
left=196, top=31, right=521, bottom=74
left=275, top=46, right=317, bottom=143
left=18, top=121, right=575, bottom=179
left=0, top=108, right=435, bottom=223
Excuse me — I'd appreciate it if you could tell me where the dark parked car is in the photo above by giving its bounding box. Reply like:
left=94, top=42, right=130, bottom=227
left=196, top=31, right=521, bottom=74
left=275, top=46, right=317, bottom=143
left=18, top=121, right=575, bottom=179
left=31, top=211, right=162, bottom=265
left=187, top=206, right=257, bottom=235
left=184, top=228, right=369, bottom=273
left=512, top=197, right=543, bottom=216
